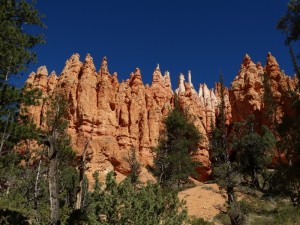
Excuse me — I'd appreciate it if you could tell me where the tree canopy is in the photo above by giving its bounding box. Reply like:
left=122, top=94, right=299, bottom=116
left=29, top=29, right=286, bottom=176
left=151, top=97, right=202, bottom=189
left=277, top=0, right=300, bottom=44
left=0, top=0, right=45, bottom=81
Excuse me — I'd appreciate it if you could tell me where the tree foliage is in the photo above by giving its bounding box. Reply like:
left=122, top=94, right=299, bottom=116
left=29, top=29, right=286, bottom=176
left=273, top=0, right=300, bottom=206
left=151, top=97, right=202, bottom=189
left=87, top=171, right=188, bottom=225
left=273, top=98, right=300, bottom=205
left=232, top=115, right=275, bottom=189
left=277, top=0, right=300, bottom=82
left=0, top=3, right=46, bottom=215
left=277, top=0, right=300, bottom=44
left=39, top=94, right=78, bottom=224
left=126, top=147, right=141, bottom=186
left=262, top=72, right=278, bottom=129
left=0, top=0, right=45, bottom=157
left=209, top=74, right=248, bottom=225
left=0, top=84, right=42, bottom=154
left=0, top=0, right=45, bottom=81
left=0, top=95, right=80, bottom=224
left=210, top=74, right=240, bottom=206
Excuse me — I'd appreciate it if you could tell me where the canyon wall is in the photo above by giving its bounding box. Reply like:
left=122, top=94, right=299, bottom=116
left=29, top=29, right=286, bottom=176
left=23, top=53, right=297, bottom=182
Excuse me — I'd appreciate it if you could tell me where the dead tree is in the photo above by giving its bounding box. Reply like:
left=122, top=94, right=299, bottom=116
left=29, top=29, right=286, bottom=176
left=75, top=136, right=92, bottom=210
left=40, top=134, right=59, bottom=225
left=39, top=95, right=68, bottom=225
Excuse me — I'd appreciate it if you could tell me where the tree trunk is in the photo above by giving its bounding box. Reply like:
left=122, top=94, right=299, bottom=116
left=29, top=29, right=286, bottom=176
left=75, top=166, right=84, bottom=210
left=227, top=186, right=235, bottom=205
left=42, top=136, right=60, bottom=225
left=252, top=169, right=260, bottom=190
left=34, top=159, right=42, bottom=210
left=48, top=146, right=59, bottom=225
left=75, top=138, right=91, bottom=210
left=0, top=112, right=11, bottom=154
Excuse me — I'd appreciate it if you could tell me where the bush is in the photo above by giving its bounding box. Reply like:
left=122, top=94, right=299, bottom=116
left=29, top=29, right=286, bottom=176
left=188, top=216, right=215, bottom=225
left=249, top=203, right=300, bottom=225
left=88, top=172, right=188, bottom=225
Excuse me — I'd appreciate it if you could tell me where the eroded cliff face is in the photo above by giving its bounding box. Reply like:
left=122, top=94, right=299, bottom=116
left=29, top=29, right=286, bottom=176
left=24, top=53, right=297, bottom=182
left=230, top=53, right=297, bottom=125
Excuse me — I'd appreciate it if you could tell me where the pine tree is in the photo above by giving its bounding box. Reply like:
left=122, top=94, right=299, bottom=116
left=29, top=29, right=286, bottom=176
left=262, top=72, right=277, bottom=129
left=274, top=0, right=300, bottom=205
left=88, top=171, right=188, bottom=225
left=0, top=0, right=45, bottom=81
left=0, top=0, right=45, bottom=154
left=232, top=115, right=275, bottom=189
left=275, top=96, right=300, bottom=205
left=0, top=85, right=41, bottom=153
left=210, top=74, right=245, bottom=225
left=126, top=147, right=141, bottom=186
left=277, top=0, right=300, bottom=43
left=151, top=96, right=202, bottom=189
left=277, top=0, right=300, bottom=82
left=0, top=101, right=80, bottom=224
left=210, top=74, right=239, bottom=205
left=0, top=2, right=46, bottom=217
left=39, top=94, right=78, bottom=224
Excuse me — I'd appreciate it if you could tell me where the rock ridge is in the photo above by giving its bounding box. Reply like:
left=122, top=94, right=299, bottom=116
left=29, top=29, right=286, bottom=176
left=24, top=53, right=297, bottom=182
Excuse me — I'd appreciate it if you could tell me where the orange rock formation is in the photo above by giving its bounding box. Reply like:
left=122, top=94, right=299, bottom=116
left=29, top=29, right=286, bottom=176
left=23, top=53, right=297, bottom=182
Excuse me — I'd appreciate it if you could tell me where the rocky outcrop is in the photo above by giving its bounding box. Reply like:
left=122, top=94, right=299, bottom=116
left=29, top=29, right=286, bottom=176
left=175, top=71, right=215, bottom=181
left=24, top=54, right=176, bottom=182
left=264, top=52, right=297, bottom=120
left=230, top=53, right=297, bottom=125
left=230, top=54, right=265, bottom=122
left=23, top=53, right=297, bottom=182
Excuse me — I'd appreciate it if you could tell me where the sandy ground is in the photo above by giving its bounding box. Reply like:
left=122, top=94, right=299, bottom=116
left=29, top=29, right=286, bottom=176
left=179, top=183, right=226, bottom=222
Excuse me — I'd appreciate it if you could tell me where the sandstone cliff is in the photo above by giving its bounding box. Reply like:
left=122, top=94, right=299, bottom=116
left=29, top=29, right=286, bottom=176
left=24, top=53, right=297, bottom=182
left=230, top=53, right=297, bottom=125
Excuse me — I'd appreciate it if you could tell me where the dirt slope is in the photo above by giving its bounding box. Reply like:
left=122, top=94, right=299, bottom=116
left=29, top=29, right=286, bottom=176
left=179, top=183, right=226, bottom=222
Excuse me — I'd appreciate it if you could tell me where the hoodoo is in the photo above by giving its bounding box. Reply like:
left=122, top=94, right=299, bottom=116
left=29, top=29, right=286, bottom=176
left=24, top=53, right=297, bottom=182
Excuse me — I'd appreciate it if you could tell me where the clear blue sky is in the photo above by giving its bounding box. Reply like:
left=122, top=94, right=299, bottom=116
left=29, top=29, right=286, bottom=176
left=23, top=0, right=296, bottom=89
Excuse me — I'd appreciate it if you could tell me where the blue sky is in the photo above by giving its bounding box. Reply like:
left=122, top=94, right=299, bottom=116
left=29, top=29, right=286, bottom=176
left=22, top=0, right=296, bottom=90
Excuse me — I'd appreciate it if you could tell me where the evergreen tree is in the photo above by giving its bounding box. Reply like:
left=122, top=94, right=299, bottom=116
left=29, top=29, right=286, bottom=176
left=126, top=147, right=141, bottom=186
left=274, top=100, right=300, bottom=205
left=0, top=85, right=42, bottom=154
left=0, top=94, right=80, bottom=224
left=0, top=150, right=45, bottom=223
left=232, top=115, right=275, bottom=189
left=210, top=74, right=239, bottom=205
left=210, top=74, right=245, bottom=225
left=40, top=94, right=79, bottom=224
left=88, top=171, right=188, bottom=225
left=277, top=0, right=300, bottom=81
left=0, top=0, right=45, bottom=155
left=262, top=72, right=277, bottom=129
left=151, top=97, right=202, bottom=189
left=277, top=0, right=300, bottom=44
left=274, top=0, right=300, bottom=205
left=0, top=3, right=46, bottom=218
left=0, top=0, right=45, bottom=81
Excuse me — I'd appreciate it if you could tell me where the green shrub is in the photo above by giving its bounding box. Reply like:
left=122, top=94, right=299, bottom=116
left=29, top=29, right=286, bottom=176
left=249, top=203, right=300, bottom=225
left=88, top=171, right=188, bottom=225
left=188, top=216, right=215, bottom=225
